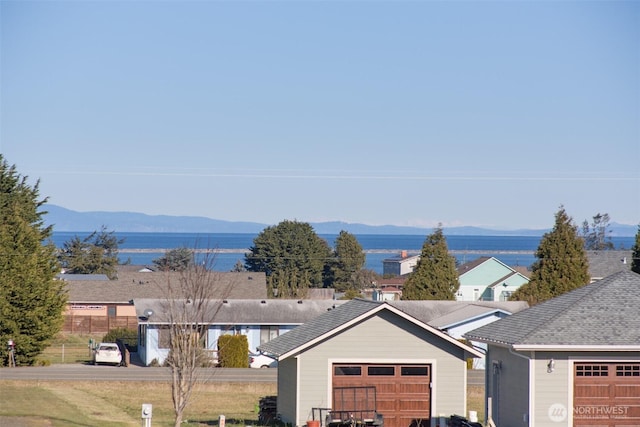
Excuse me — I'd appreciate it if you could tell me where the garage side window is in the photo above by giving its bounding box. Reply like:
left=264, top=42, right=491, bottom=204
left=335, top=366, right=362, bottom=376
left=401, top=366, right=430, bottom=376
left=576, top=364, right=609, bottom=376
left=616, top=364, right=640, bottom=376
left=368, top=366, right=395, bottom=376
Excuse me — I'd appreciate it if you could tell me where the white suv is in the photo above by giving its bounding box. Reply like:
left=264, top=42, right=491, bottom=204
left=93, top=343, right=122, bottom=366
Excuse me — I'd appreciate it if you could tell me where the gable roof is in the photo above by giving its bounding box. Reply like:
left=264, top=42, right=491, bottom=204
left=586, top=250, right=633, bottom=279
left=457, top=256, right=492, bottom=275
left=386, top=300, right=528, bottom=328
left=134, top=298, right=347, bottom=324
left=258, top=298, right=484, bottom=359
left=464, top=271, right=640, bottom=351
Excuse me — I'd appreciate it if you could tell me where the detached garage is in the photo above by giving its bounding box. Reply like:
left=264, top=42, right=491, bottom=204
left=258, top=299, right=483, bottom=427
left=465, top=271, right=640, bottom=427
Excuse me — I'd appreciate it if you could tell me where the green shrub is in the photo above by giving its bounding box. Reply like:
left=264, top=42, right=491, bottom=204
left=218, top=334, right=249, bottom=368
left=102, top=328, right=138, bottom=352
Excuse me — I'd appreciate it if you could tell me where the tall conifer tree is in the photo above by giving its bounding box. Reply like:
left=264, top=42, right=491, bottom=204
left=0, top=156, right=67, bottom=365
left=327, top=230, right=366, bottom=291
left=511, top=206, right=589, bottom=305
left=402, top=225, right=459, bottom=300
left=631, top=225, right=640, bottom=274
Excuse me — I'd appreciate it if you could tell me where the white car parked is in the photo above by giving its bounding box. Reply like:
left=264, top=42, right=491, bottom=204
left=249, top=352, right=277, bottom=368
left=93, top=343, right=122, bottom=366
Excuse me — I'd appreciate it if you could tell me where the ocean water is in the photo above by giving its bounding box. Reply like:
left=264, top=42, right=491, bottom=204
left=50, top=232, right=635, bottom=275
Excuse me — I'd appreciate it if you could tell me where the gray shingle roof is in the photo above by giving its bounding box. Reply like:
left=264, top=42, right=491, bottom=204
left=258, top=298, right=485, bottom=358
left=63, top=271, right=267, bottom=302
left=387, top=300, right=528, bottom=328
left=464, top=271, right=640, bottom=348
left=134, top=298, right=348, bottom=324
left=586, top=250, right=633, bottom=279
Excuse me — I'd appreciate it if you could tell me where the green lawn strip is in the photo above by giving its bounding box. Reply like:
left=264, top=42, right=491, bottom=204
left=0, top=380, right=101, bottom=426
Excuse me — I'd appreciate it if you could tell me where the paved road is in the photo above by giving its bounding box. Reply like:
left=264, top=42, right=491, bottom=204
left=0, top=364, right=277, bottom=382
left=467, top=369, right=484, bottom=386
left=0, top=364, right=485, bottom=385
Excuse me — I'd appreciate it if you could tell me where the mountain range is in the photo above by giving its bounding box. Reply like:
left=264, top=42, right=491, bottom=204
left=42, top=204, right=638, bottom=236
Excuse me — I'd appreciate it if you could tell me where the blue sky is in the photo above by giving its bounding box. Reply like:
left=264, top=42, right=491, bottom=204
left=2, top=1, right=639, bottom=230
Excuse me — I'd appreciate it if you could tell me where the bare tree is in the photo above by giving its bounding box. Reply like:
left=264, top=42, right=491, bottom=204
left=161, top=251, right=235, bottom=427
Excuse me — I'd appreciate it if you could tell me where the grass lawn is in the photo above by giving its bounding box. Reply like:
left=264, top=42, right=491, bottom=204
left=15, top=335, right=486, bottom=425
left=0, top=380, right=484, bottom=427
left=0, top=380, right=276, bottom=427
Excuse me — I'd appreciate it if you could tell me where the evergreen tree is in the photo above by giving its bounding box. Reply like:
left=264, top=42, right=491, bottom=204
left=511, top=206, right=590, bottom=305
left=245, top=220, right=331, bottom=298
left=401, top=225, right=459, bottom=300
left=631, top=225, right=640, bottom=274
left=327, top=230, right=366, bottom=292
left=0, top=156, right=67, bottom=366
left=153, top=247, right=194, bottom=272
left=58, top=226, right=123, bottom=279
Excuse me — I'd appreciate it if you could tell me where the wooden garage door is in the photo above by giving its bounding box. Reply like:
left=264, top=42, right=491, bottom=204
left=333, top=364, right=431, bottom=427
left=574, top=363, right=640, bottom=427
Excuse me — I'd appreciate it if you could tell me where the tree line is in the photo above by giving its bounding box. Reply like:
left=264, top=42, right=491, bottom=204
left=3, top=152, right=640, bottom=368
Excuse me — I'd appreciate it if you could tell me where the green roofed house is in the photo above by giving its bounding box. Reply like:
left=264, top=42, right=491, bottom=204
left=258, top=298, right=483, bottom=427
left=464, top=271, right=640, bottom=427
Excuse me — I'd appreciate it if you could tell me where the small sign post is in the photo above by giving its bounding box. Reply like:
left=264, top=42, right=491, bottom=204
left=141, top=403, right=152, bottom=427
left=7, top=340, right=15, bottom=367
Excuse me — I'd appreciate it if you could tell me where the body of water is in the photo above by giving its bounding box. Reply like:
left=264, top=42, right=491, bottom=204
left=50, top=232, right=635, bottom=275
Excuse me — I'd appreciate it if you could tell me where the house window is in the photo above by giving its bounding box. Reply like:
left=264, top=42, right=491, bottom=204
left=616, top=364, right=640, bottom=376
left=334, top=366, right=362, bottom=376
left=158, top=327, right=171, bottom=349
left=158, top=326, right=207, bottom=350
left=139, top=325, right=147, bottom=348
left=500, top=291, right=513, bottom=301
left=576, top=364, right=609, bottom=376
left=107, top=305, right=116, bottom=317
left=260, top=326, right=279, bottom=345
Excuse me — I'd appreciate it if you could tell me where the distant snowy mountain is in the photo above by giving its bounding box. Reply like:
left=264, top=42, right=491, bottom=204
left=42, top=204, right=637, bottom=236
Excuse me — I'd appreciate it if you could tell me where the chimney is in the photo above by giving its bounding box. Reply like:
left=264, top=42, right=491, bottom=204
left=401, top=250, right=407, bottom=258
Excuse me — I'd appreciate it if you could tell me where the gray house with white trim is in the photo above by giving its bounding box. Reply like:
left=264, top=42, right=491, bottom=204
left=464, top=271, right=640, bottom=427
left=258, top=299, right=484, bottom=427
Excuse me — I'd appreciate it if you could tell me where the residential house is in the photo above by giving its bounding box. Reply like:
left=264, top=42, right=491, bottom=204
left=135, top=297, right=527, bottom=369
left=382, top=250, right=419, bottom=276
left=456, top=257, right=529, bottom=302
left=391, top=300, right=529, bottom=369
left=258, top=299, right=484, bottom=427
left=464, top=271, right=640, bottom=427
left=135, top=298, right=347, bottom=366
left=61, top=267, right=266, bottom=334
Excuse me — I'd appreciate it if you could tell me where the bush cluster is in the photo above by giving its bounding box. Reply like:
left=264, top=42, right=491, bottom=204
left=218, top=334, right=249, bottom=368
